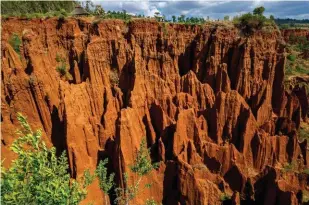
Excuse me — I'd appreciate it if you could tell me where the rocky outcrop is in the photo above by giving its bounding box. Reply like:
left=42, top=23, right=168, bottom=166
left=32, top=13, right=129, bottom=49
left=1, top=17, right=309, bottom=204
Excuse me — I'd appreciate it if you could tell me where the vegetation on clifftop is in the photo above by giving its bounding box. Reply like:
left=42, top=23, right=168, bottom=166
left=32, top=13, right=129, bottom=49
left=1, top=1, right=76, bottom=17
left=233, top=6, right=276, bottom=35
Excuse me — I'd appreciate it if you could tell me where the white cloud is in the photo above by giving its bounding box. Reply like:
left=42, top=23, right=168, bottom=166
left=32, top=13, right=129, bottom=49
left=94, top=1, right=309, bottom=20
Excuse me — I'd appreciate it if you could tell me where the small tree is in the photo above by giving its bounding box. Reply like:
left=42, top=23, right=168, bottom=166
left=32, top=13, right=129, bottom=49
left=172, top=15, right=176, bottom=23
left=94, top=5, right=105, bottom=17
left=233, top=7, right=269, bottom=35
left=224, top=15, right=229, bottom=21
left=178, top=14, right=185, bottom=23
left=154, top=11, right=162, bottom=22
left=270, top=15, right=275, bottom=21
left=95, top=159, right=115, bottom=205
left=84, top=0, right=94, bottom=14
left=253, top=6, right=265, bottom=16
left=114, top=139, right=159, bottom=205
left=1, top=113, right=94, bottom=205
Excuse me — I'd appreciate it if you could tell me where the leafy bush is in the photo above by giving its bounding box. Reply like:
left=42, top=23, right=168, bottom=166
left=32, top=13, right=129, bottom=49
left=1, top=113, right=94, bottom=205
left=220, top=193, right=231, bottom=201
left=287, top=54, right=296, bottom=62
left=303, top=169, right=309, bottom=175
left=295, top=65, right=309, bottom=75
left=56, top=62, right=68, bottom=76
left=9, top=33, right=22, bottom=55
left=233, top=6, right=275, bottom=35
left=114, top=139, right=159, bottom=205
left=282, top=161, right=296, bottom=173
left=55, top=55, right=73, bottom=81
left=56, top=53, right=63, bottom=62
left=145, top=199, right=159, bottom=205
left=233, top=13, right=267, bottom=35
left=299, top=123, right=309, bottom=141
left=253, top=6, right=265, bottom=16
left=95, top=159, right=115, bottom=204
left=303, top=191, right=309, bottom=203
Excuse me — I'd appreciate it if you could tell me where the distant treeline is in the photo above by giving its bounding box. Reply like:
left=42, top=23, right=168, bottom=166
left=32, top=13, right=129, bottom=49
left=275, top=18, right=309, bottom=25
left=1, top=1, right=76, bottom=16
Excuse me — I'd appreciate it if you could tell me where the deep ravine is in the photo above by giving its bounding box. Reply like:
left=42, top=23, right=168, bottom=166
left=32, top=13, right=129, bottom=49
left=1, top=17, right=309, bottom=205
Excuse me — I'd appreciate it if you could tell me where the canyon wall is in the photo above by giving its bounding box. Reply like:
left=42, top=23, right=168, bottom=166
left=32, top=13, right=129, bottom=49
left=281, top=28, right=309, bottom=42
left=1, top=18, right=309, bottom=205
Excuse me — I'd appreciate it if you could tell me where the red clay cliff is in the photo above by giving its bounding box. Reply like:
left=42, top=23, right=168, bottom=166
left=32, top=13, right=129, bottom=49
left=1, top=17, right=309, bottom=205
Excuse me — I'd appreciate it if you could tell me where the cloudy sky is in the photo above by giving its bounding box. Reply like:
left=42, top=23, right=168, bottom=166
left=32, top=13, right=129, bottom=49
left=93, top=1, right=309, bottom=20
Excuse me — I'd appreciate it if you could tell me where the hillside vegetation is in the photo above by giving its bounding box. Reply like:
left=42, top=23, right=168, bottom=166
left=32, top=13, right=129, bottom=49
left=1, top=1, right=76, bottom=16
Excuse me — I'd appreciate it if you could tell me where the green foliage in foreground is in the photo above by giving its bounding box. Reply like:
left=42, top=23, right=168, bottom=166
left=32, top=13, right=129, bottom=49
left=1, top=113, right=93, bottom=205
left=114, top=139, right=159, bottom=205
left=95, top=159, right=115, bottom=194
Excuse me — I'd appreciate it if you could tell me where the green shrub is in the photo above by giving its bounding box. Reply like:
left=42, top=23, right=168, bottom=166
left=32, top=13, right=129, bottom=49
left=60, top=9, right=68, bottom=17
left=285, top=65, right=293, bottom=76
left=145, top=199, right=158, bottom=205
left=220, top=193, right=231, bottom=201
left=233, top=13, right=267, bottom=35
left=233, top=6, right=275, bottom=35
left=95, top=159, right=115, bottom=204
left=282, top=161, right=296, bottom=173
left=295, top=65, right=309, bottom=75
left=114, top=139, right=159, bottom=205
left=253, top=6, right=265, bottom=16
left=9, top=33, right=22, bottom=55
left=299, top=124, right=309, bottom=141
left=56, top=53, right=63, bottom=62
left=287, top=54, right=296, bottom=62
left=56, top=62, right=67, bottom=76
left=303, top=169, right=309, bottom=175
left=303, top=190, right=309, bottom=203
left=55, top=55, right=72, bottom=81
left=1, top=113, right=94, bottom=205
